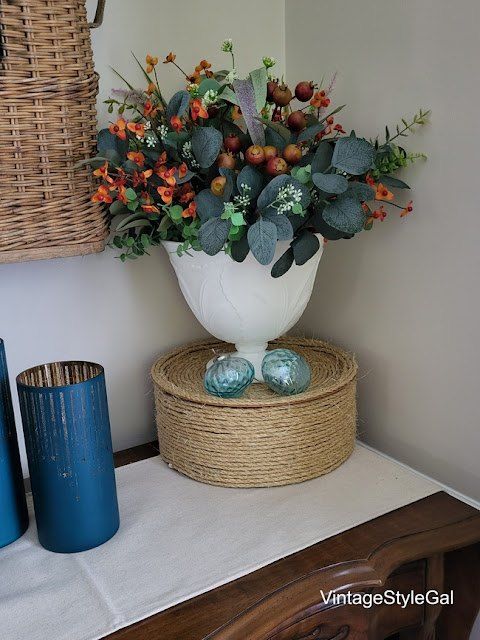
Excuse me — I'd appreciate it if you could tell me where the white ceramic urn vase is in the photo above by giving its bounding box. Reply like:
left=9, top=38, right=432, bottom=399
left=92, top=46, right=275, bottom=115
left=162, top=237, right=323, bottom=380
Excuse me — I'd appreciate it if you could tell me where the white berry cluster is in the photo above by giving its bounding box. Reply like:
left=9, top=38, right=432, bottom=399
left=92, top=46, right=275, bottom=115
left=181, top=141, right=200, bottom=168
left=158, top=124, right=169, bottom=140
left=276, top=184, right=303, bottom=214
left=202, top=89, right=218, bottom=107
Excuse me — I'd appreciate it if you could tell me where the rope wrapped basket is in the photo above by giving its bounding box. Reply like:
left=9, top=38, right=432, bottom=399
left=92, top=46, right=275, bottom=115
left=152, top=337, right=358, bottom=488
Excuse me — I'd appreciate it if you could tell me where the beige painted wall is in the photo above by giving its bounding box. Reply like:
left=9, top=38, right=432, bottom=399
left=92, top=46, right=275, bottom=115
left=286, top=0, right=480, bottom=500
left=1, top=0, right=285, bottom=473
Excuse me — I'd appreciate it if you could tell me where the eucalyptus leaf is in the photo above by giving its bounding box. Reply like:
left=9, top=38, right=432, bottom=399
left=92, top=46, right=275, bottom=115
left=265, top=126, right=287, bottom=151
left=312, top=173, right=348, bottom=194
left=236, top=165, right=264, bottom=199
left=311, top=142, right=333, bottom=174
left=194, top=189, right=224, bottom=221
left=191, top=126, right=223, bottom=168
left=166, top=90, right=190, bottom=120
left=271, top=248, right=294, bottom=278
left=247, top=218, right=278, bottom=265
left=347, top=182, right=375, bottom=202
left=323, top=194, right=366, bottom=233
left=198, top=218, right=230, bottom=255
left=307, top=206, right=350, bottom=240
left=380, top=175, right=411, bottom=189
left=331, top=136, right=375, bottom=175
left=197, top=78, right=221, bottom=97
left=219, top=86, right=238, bottom=105
left=263, top=212, right=293, bottom=241
left=260, top=119, right=291, bottom=142
left=297, top=122, right=324, bottom=144
left=292, top=230, right=320, bottom=265
left=257, top=174, right=290, bottom=210
left=249, top=67, right=268, bottom=112
left=97, top=129, right=128, bottom=160
left=230, top=234, right=250, bottom=262
left=218, top=167, right=235, bottom=201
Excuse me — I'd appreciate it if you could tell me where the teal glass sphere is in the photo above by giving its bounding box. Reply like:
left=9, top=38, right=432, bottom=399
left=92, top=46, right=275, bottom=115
left=261, top=349, right=311, bottom=396
left=204, top=356, right=255, bottom=399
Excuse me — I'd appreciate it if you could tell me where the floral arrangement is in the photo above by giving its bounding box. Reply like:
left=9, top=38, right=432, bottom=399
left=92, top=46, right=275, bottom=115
left=89, top=41, right=429, bottom=276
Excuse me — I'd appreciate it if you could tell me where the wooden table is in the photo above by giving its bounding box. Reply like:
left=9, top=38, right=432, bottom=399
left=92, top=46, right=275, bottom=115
left=109, top=443, right=480, bottom=640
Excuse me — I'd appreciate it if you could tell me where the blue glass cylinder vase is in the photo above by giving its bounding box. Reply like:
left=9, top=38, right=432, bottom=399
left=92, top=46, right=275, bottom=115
left=0, top=339, right=29, bottom=548
left=17, top=361, right=119, bottom=553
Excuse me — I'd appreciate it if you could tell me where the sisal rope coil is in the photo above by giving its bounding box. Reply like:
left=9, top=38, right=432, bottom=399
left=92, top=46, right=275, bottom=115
left=152, top=337, right=358, bottom=488
left=0, top=1, right=108, bottom=263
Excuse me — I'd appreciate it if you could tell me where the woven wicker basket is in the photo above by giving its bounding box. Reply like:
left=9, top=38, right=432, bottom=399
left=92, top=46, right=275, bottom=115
left=152, top=337, right=358, bottom=488
left=0, top=0, right=108, bottom=263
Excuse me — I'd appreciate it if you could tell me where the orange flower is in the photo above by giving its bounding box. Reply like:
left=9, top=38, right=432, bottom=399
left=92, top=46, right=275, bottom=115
left=116, top=184, right=128, bottom=204
left=146, top=81, right=157, bottom=95
left=163, top=52, right=176, bottom=64
left=375, top=183, right=394, bottom=202
left=127, top=122, right=145, bottom=138
left=157, top=165, right=176, bottom=186
left=157, top=186, right=174, bottom=205
left=310, top=90, right=330, bottom=108
left=187, top=71, right=201, bottom=85
left=400, top=200, right=414, bottom=217
left=372, top=205, right=387, bottom=221
left=146, top=54, right=158, bottom=73
left=108, top=118, right=127, bottom=140
left=177, top=163, right=188, bottom=179
left=132, top=169, right=153, bottom=188
left=93, top=161, right=113, bottom=184
left=170, top=115, right=183, bottom=132
left=365, top=173, right=376, bottom=187
left=334, top=123, right=346, bottom=134
left=199, top=59, right=211, bottom=70
left=143, top=100, right=158, bottom=118
left=182, top=201, right=197, bottom=219
left=204, top=69, right=214, bottom=79
left=141, top=192, right=159, bottom=214
left=91, top=185, right=113, bottom=204
left=127, top=151, right=145, bottom=167
left=153, top=153, right=167, bottom=175
left=190, top=98, right=208, bottom=121
left=179, top=182, right=195, bottom=203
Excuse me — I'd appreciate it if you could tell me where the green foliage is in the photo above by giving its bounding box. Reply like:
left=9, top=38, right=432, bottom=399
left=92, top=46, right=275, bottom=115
left=236, top=165, right=264, bottom=199
left=198, top=217, right=231, bottom=255
left=263, top=212, right=293, bottom=241
left=194, top=189, right=224, bottom=221
left=271, top=248, right=294, bottom=278
left=323, top=194, right=366, bottom=233
left=247, top=218, right=277, bottom=265
left=347, top=182, right=375, bottom=202
left=166, top=91, right=190, bottom=120
left=331, top=136, right=375, bottom=175
left=249, top=67, right=268, bottom=112
left=97, top=129, right=127, bottom=165
left=311, top=142, right=333, bottom=174
left=292, top=230, right=320, bottom=265
left=191, top=127, right=223, bottom=168
left=312, top=173, right=348, bottom=195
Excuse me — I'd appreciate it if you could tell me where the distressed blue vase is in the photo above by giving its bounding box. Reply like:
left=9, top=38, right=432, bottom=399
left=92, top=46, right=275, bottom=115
left=0, top=339, right=29, bottom=548
left=17, top=361, right=119, bottom=553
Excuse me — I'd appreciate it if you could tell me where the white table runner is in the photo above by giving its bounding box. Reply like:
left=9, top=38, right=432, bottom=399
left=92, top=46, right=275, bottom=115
left=0, top=445, right=440, bottom=640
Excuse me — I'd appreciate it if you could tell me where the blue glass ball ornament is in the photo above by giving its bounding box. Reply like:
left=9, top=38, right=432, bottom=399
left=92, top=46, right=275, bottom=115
left=261, top=349, right=311, bottom=396
left=204, top=356, right=255, bottom=399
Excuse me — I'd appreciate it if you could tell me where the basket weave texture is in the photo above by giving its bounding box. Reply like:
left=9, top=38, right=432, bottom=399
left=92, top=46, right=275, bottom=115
left=152, top=337, right=358, bottom=488
left=0, top=0, right=108, bottom=263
